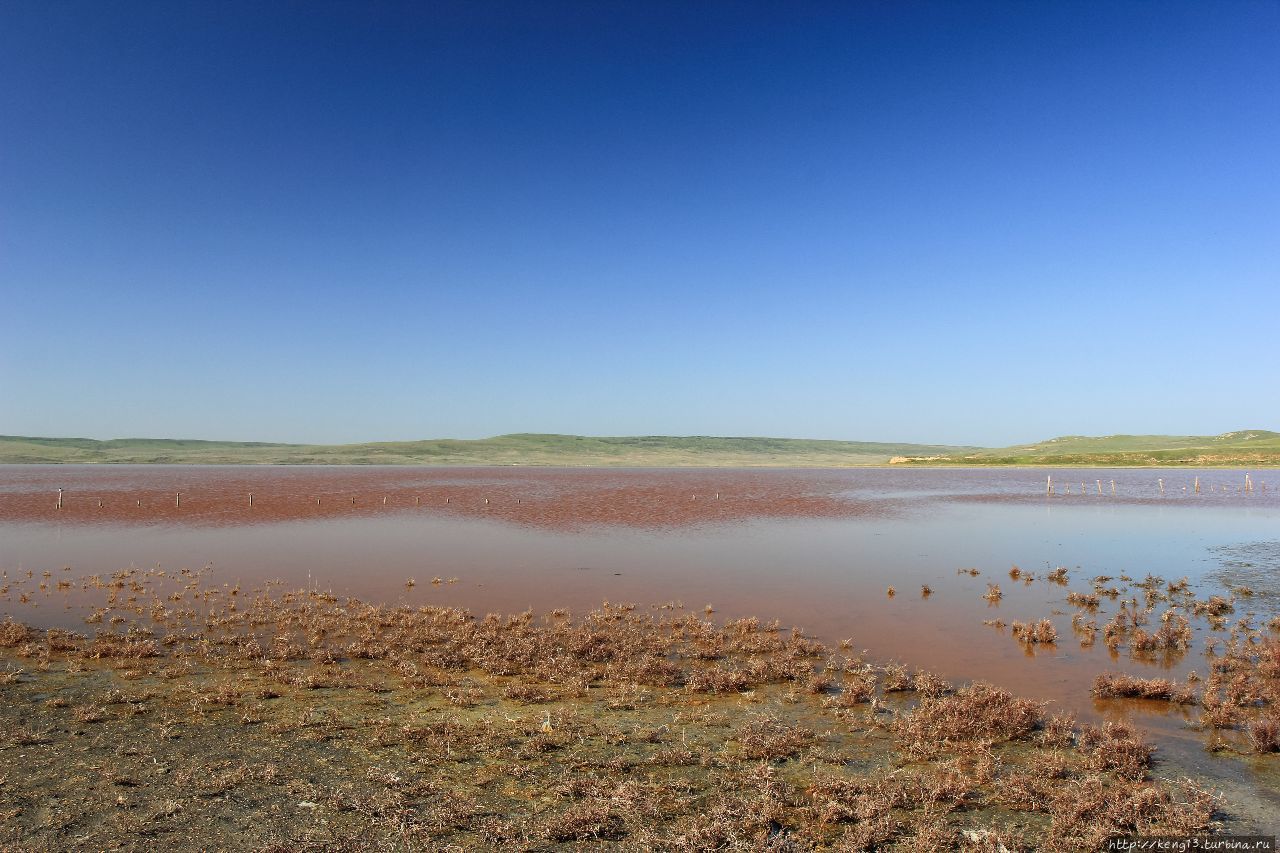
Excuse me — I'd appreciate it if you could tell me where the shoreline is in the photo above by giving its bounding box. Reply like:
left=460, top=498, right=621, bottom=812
left=2, top=585, right=1261, bottom=848
left=3, top=468, right=1277, bottom=845
left=4, top=460, right=1280, bottom=469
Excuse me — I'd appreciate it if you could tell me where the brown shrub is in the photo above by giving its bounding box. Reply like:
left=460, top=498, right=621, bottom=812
left=1198, top=696, right=1244, bottom=730
left=735, top=715, right=818, bottom=760
left=1066, top=591, right=1100, bottom=610
left=1046, top=773, right=1216, bottom=848
left=881, top=663, right=914, bottom=692
left=1011, top=619, right=1057, bottom=644
left=1191, top=595, right=1233, bottom=618
left=685, top=664, right=750, bottom=694
left=893, top=682, right=1042, bottom=757
left=1092, top=673, right=1196, bottom=704
left=541, top=800, right=622, bottom=842
left=822, top=670, right=876, bottom=712
left=1247, top=715, right=1280, bottom=753
left=1258, top=638, right=1280, bottom=679
left=501, top=681, right=562, bottom=704
left=85, top=633, right=160, bottom=659
left=1038, top=712, right=1077, bottom=749
left=1079, top=722, right=1153, bottom=779
left=0, top=620, right=32, bottom=648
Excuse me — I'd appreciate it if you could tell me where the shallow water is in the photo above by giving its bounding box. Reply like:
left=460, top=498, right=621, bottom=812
left=4, top=464, right=1280, bottom=831
left=2, top=465, right=1276, bottom=708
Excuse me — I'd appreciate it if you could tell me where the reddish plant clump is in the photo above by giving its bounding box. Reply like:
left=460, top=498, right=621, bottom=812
left=1092, top=673, right=1197, bottom=705
left=1247, top=715, right=1280, bottom=753
left=0, top=619, right=33, bottom=648
left=1012, top=618, right=1057, bottom=645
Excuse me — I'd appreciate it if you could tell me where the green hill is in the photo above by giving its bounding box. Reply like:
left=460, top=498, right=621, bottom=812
left=889, top=430, right=1280, bottom=467
left=5, top=431, right=1276, bottom=467
left=0, top=433, right=974, bottom=467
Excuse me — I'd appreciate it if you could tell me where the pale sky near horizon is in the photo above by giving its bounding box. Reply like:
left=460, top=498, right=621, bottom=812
left=1, top=1, right=1277, bottom=447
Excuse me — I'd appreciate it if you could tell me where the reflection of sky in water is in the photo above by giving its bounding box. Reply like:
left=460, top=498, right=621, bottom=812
left=2, top=469, right=1278, bottom=718
left=1209, top=540, right=1280, bottom=619
left=5, top=467, right=1279, bottom=827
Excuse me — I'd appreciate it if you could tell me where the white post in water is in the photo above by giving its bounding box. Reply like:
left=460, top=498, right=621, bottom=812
left=1158, top=479, right=1164, bottom=496
left=1046, top=475, right=1052, bottom=496
left=1096, top=480, right=1102, bottom=495
left=57, top=488, right=63, bottom=510
left=1111, top=479, right=1116, bottom=495
left=1194, top=477, right=1200, bottom=494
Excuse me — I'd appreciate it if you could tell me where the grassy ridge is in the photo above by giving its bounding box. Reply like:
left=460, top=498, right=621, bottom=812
left=891, top=430, right=1280, bottom=467
left=5, top=430, right=1277, bottom=467
left=0, top=433, right=974, bottom=467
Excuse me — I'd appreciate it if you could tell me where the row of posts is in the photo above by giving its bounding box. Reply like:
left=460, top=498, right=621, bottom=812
left=49, top=480, right=1268, bottom=509
left=1045, top=474, right=1263, bottom=496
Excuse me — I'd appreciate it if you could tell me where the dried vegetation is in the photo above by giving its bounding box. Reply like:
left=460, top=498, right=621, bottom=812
left=0, top=567, right=1225, bottom=850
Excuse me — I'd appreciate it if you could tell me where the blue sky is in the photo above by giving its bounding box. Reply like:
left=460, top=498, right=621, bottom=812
left=1, top=1, right=1277, bottom=446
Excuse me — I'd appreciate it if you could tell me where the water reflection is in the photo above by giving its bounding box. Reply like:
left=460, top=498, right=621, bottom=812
left=2, top=465, right=1277, bottom=724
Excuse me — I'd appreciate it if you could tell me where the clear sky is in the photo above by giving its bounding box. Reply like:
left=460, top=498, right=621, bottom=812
left=1, top=1, right=1276, bottom=446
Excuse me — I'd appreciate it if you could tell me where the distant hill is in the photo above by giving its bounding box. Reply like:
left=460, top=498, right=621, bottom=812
left=0, top=433, right=976, bottom=467
left=889, top=430, right=1280, bottom=467
left=5, top=431, right=1275, bottom=467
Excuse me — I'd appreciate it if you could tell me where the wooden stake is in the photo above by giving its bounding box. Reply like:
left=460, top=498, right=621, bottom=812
left=1111, top=480, right=1116, bottom=495
left=1046, top=475, right=1052, bottom=496
left=249, top=493, right=254, bottom=507
left=415, top=496, right=420, bottom=506
left=57, top=488, right=63, bottom=510
left=1096, top=480, right=1102, bottom=495
left=176, top=492, right=181, bottom=508
left=1158, top=479, right=1164, bottom=495
left=1194, top=477, right=1199, bottom=494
